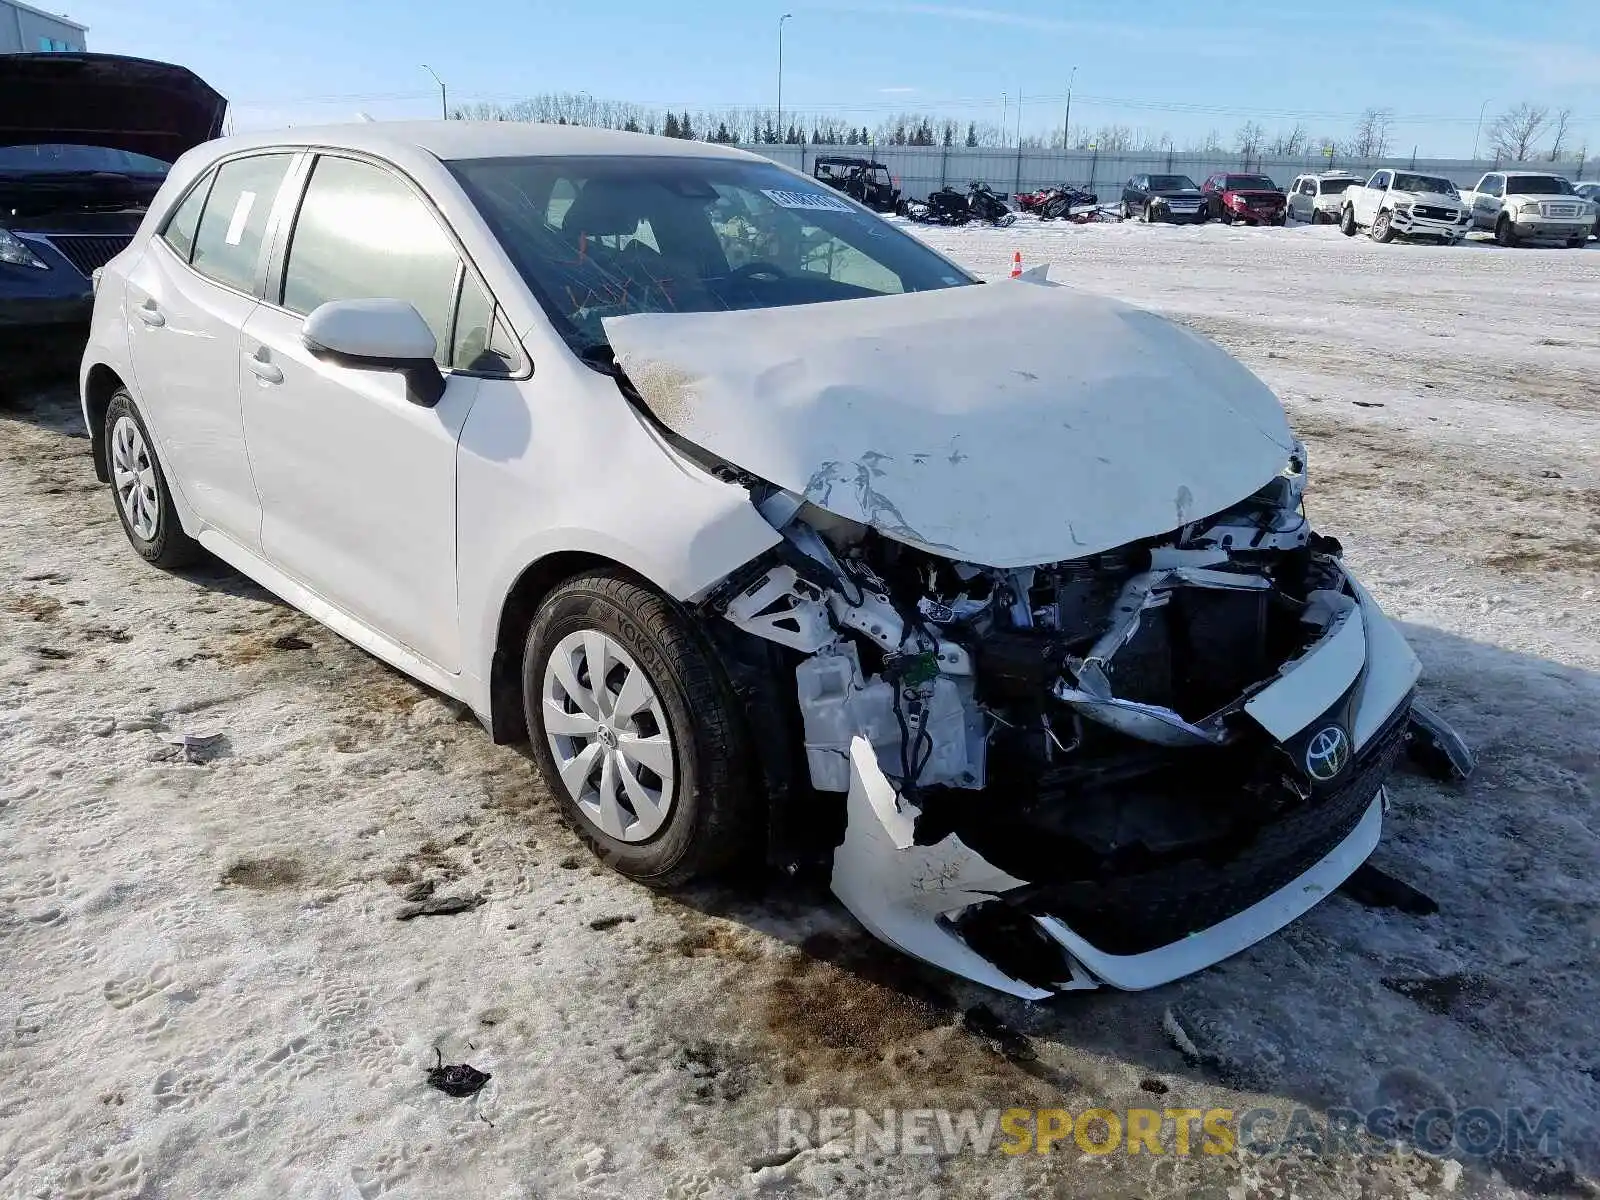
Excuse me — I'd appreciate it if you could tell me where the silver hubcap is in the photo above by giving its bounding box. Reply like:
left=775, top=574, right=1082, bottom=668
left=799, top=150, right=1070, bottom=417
left=541, top=629, right=675, bottom=843
left=110, top=415, right=159, bottom=542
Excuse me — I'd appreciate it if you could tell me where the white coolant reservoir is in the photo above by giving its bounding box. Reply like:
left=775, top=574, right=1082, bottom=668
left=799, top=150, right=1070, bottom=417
left=795, top=645, right=978, bottom=792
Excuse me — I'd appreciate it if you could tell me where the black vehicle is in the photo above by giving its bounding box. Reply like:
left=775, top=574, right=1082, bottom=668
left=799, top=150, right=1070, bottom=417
left=0, top=53, right=225, bottom=374
left=964, top=181, right=1016, bottom=227
left=813, top=156, right=901, bottom=213
left=1119, top=173, right=1208, bottom=224
left=907, top=185, right=971, bottom=225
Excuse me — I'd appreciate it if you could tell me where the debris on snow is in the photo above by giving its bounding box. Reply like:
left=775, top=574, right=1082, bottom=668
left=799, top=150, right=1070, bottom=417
left=425, top=1047, right=491, bottom=1098
left=395, top=892, right=485, bottom=921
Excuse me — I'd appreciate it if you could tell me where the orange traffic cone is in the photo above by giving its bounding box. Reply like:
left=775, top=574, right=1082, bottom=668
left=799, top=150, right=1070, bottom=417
left=1009, top=251, right=1022, bottom=279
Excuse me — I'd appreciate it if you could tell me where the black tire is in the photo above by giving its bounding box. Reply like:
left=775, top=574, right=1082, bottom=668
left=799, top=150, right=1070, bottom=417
left=1370, top=211, right=1395, bottom=243
left=103, top=389, right=203, bottom=569
left=1495, top=216, right=1518, bottom=247
left=1143, top=202, right=1158, bottom=224
left=1340, top=206, right=1358, bottom=236
left=522, top=571, right=759, bottom=886
left=1568, top=236, right=1586, bottom=249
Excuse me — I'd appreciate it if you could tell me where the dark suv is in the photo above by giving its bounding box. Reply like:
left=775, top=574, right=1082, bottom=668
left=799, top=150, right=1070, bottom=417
left=1200, top=172, right=1286, bottom=226
left=1120, top=174, right=1207, bottom=224
left=1, top=53, right=224, bottom=373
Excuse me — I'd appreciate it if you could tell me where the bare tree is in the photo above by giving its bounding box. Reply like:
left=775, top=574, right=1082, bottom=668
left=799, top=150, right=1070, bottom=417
left=1488, top=103, right=1550, bottom=161
left=1235, top=121, right=1266, bottom=159
left=1350, top=107, right=1394, bottom=159
left=1547, top=107, right=1573, bottom=162
left=1267, top=123, right=1308, bottom=157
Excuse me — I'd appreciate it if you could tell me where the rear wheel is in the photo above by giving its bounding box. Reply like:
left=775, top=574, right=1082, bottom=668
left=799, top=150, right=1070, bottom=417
left=104, top=390, right=202, bottom=569
left=1119, top=201, right=1130, bottom=220
left=1495, top=216, right=1519, bottom=247
left=1340, top=206, right=1358, bottom=236
left=523, top=571, right=760, bottom=886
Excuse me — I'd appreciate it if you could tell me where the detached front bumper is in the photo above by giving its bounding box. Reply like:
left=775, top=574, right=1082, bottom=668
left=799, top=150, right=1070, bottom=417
left=829, top=580, right=1440, bottom=998
left=1389, top=209, right=1470, bottom=239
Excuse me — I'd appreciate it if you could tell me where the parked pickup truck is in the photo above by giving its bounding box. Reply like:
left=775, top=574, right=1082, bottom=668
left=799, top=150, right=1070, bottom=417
left=1339, top=169, right=1471, bottom=243
left=1460, top=171, right=1593, bottom=248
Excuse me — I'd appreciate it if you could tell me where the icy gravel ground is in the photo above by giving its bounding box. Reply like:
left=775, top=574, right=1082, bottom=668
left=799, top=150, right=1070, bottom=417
left=2, top=221, right=1598, bottom=1200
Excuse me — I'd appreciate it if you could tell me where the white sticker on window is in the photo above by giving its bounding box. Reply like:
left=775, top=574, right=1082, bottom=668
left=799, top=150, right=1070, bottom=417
left=224, top=191, right=257, bottom=246
left=761, top=188, right=854, bottom=213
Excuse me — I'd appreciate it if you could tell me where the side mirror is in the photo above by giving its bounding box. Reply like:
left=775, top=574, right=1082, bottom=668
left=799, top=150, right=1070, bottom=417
left=302, top=298, right=447, bottom=408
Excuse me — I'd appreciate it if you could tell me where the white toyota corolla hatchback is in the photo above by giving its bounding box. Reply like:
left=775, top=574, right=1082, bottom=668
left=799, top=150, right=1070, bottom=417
left=81, top=123, right=1470, bottom=998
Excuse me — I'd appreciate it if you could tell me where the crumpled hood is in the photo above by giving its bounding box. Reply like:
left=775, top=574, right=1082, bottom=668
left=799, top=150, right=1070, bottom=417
left=604, top=282, right=1296, bottom=568
left=0, top=53, right=226, bottom=162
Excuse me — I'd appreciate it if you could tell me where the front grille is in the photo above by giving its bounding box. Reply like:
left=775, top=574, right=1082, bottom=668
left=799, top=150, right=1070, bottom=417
left=42, top=234, right=132, bottom=277
left=1414, top=205, right=1455, bottom=221
left=1543, top=203, right=1579, bottom=218
left=1022, top=707, right=1410, bottom=955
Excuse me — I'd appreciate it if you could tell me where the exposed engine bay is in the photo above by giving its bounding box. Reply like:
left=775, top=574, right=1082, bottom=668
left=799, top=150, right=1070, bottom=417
left=702, top=443, right=1462, bottom=996
left=719, top=445, right=1327, bottom=812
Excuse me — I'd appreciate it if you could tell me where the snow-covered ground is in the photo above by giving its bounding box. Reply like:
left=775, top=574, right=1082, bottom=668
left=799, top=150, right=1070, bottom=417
left=3, top=221, right=1598, bottom=1200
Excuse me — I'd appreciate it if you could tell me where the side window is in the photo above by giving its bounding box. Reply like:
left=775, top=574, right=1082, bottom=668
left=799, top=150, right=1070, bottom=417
left=159, top=173, right=213, bottom=263
left=450, top=271, right=519, bottom=375
left=281, top=155, right=461, bottom=365
left=1484, top=176, right=1504, bottom=197
left=190, top=154, right=295, bottom=293
left=1370, top=171, right=1391, bottom=189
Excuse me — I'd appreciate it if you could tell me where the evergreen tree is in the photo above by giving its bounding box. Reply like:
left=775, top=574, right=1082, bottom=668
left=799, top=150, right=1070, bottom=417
left=663, top=112, right=681, bottom=139
left=679, top=111, right=694, bottom=139
left=965, top=121, right=979, bottom=147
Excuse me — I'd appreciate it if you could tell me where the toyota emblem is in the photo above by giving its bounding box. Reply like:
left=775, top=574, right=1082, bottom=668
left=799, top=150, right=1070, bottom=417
left=1305, top=725, right=1351, bottom=782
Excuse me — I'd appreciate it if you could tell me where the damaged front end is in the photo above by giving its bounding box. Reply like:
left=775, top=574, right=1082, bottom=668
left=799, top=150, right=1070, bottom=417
left=708, top=449, right=1459, bottom=998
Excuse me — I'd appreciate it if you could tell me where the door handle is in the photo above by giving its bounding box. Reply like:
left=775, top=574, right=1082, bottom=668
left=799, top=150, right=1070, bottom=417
left=247, top=351, right=284, bottom=385
left=135, top=300, right=165, bottom=328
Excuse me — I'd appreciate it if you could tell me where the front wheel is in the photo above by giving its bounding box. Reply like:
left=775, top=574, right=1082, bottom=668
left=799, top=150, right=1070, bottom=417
left=1494, top=216, right=1519, bottom=247
left=1119, top=201, right=1130, bottom=220
left=523, top=572, right=759, bottom=886
left=1143, top=202, right=1157, bottom=223
left=1369, top=211, right=1395, bottom=243
left=1340, top=207, right=1358, bottom=236
left=1568, top=236, right=1587, bottom=249
left=104, top=390, right=203, bottom=569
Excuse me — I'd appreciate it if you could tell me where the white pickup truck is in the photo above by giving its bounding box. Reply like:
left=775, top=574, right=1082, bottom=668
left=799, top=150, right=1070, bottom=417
left=1338, top=169, right=1472, bottom=243
left=1460, top=171, right=1594, bottom=248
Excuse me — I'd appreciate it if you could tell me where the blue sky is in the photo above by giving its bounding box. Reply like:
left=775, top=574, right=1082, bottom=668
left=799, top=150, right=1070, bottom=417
left=58, top=0, right=1600, bottom=159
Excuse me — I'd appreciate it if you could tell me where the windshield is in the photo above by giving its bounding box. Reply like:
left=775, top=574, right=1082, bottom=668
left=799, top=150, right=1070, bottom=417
left=450, top=155, right=974, bottom=355
left=1225, top=175, right=1278, bottom=191
left=1507, top=175, right=1576, bottom=196
left=1393, top=173, right=1457, bottom=195
left=1320, top=178, right=1359, bottom=195
left=1149, top=175, right=1197, bottom=190
left=0, top=143, right=171, bottom=175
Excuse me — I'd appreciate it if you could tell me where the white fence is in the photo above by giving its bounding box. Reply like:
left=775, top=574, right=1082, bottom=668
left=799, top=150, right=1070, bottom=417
left=743, top=144, right=1589, bottom=202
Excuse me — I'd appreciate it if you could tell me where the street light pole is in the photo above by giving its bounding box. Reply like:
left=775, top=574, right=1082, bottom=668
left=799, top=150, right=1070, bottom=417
left=778, top=13, right=793, bottom=143
left=1001, top=92, right=1007, bottom=148
left=1062, top=65, right=1076, bottom=149
left=422, top=64, right=447, bottom=120
left=1471, top=98, right=1491, bottom=162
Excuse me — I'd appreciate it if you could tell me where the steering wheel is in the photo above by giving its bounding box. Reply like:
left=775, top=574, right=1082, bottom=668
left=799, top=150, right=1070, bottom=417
left=731, top=261, right=790, bottom=282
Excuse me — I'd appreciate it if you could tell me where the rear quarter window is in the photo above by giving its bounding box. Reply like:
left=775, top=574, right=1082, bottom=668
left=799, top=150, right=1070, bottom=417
left=190, top=154, right=296, bottom=293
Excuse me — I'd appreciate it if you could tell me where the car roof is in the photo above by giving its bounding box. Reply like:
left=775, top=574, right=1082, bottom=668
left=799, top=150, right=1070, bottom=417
left=1502, top=170, right=1563, bottom=179
left=187, top=120, right=767, bottom=164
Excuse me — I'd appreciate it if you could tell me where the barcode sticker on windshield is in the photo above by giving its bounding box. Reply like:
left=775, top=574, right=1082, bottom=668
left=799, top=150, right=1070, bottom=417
left=762, top=188, right=854, bottom=212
